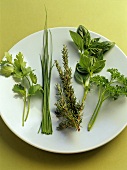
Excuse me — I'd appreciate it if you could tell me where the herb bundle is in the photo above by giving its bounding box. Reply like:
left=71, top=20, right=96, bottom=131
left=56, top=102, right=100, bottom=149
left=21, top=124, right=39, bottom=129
left=70, top=25, right=115, bottom=106
left=40, top=11, right=53, bottom=134
left=0, top=52, right=43, bottom=126
left=54, top=45, right=83, bottom=131
left=88, top=68, right=127, bottom=131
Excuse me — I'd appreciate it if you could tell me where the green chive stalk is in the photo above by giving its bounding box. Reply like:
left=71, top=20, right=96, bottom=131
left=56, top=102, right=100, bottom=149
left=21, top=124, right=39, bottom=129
left=40, top=11, right=53, bottom=134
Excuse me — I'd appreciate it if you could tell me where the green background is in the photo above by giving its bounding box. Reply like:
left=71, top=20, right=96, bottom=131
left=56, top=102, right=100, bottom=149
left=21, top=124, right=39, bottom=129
left=0, top=0, right=127, bottom=170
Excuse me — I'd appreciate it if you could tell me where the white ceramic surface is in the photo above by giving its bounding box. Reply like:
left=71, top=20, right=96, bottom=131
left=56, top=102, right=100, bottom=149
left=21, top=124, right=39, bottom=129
left=0, top=27, right=127, bottom=154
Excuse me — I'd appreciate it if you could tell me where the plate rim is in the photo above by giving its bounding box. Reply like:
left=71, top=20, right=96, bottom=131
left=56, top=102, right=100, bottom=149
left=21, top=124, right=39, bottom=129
left=1, top=26, right=127, bottom=154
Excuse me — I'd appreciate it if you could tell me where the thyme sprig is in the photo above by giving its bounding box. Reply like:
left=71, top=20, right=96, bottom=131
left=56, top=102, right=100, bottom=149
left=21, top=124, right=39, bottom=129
left=54, top=45, right=83, bottom=131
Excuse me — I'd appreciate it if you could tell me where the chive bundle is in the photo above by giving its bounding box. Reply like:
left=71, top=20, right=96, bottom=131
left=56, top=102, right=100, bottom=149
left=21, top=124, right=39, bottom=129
left=40, top=11, right=53, bottom=134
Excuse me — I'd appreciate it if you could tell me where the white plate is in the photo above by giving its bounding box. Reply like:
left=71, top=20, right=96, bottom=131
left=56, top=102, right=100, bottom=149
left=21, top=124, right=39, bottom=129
left=0, top=27, right=127, bottom=154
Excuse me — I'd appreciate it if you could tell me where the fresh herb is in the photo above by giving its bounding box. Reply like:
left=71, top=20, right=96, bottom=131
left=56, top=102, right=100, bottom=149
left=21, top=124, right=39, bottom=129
left=0, top=52, right=43, bottom=126
left=70, top=25, right=115, bottom=59
left=54, top=45, right=83, bottom=131
left=88, top=68, right=127, bottom=131
left=70, top=25, right=115, bottom=106
left=40, top=10, right=53, bottom=135
left=74, top=53, right=106, bottom=104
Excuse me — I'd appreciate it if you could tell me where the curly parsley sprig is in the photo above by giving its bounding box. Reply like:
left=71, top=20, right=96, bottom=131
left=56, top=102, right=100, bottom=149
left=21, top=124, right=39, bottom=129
left=88, top=68, right=127, bottom=131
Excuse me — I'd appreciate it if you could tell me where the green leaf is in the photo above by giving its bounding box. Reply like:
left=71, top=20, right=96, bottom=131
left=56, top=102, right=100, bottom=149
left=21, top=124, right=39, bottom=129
left=107, top=68, right=127, bottom=85
left=13, top=52, right=32, bottom=79
left=107, top=68, right=120, bottom=80
left=77, top=25, right=91, bottom=48
left=79, top=54, right=91, bottom=72
left=29, top=71, right=37, bottom=84
left=100, top=41, right=115, bottom=54
left=12, top=84, right=26, bottom=96
left=0, top=65, right=14, bottom=77
left=95, top=50, right=104, bottom=60
left=77, top=25, right=87, bottom=38
left=76, top=63, right=88, bottom=74
left=14, top=52, right=26, bottom=69
left=83, top=30, right=91, bottom=48
left=91, top=38, right=100, bottom=43
left=5, top=52, right=13, bottom=64
left=0, top=60, right=8, bottom=66
left=21, top=66, right=31, bottom=76
left=92, top=60, right=106, bottom=73
left=74, top=69, right=88, bottom=85
left=28, top=84, right=43, bottom=96
left=69, top=30, right=84, bottom=52
left=0, top=52, right=13, bottom=66
left=89, top=40, right=115, bottom=59
left=13, top=68, right=23, bottom=79
left=90, top=75, right=109, bottom=87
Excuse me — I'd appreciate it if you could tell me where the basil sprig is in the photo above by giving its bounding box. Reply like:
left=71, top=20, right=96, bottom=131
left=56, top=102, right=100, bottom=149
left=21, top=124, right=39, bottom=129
left=70, top=25, right=115, bottom=105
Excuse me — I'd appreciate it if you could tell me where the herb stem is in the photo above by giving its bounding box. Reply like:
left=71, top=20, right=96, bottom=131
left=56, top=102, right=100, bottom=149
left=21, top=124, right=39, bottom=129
left=87, top=92, right=104, bottom=131
left=82, top=86, right=89, bottom=105
left=25, top=96, right=31, bottom=122
left=82, top=73, right=92, bottom=106
left=22, top=95, right=27, bottom=126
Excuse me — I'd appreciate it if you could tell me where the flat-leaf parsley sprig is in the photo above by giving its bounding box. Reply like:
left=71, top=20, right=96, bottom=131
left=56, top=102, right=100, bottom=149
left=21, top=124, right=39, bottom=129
left=0, top=52, right=43, bottom=126
left=54, top=45, right=83, bottom=131
left=88, top=68, right=127, bottom=131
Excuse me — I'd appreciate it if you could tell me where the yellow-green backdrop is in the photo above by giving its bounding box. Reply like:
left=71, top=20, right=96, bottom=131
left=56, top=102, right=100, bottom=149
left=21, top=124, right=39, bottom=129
left=1, top=0, right=127, bottom=170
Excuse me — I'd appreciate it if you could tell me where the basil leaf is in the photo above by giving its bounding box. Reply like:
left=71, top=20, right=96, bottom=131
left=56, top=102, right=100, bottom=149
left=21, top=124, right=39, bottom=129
left=92, top=60, right=106, bottom=73
left=79, top=55, right=91, bottom=71
left=77, top=25, right=91, bottom=48
left=76, top=63, right=89, bottom=74
left=101, top=41, right=115, bottom=54
left=69, top=30, right=84, bottom=52
left=89, top=41, right=115, bottom=58
left=74, top=69, right=88, bottom=85
left=83, top=31, right=91, bottom=48
left=77, top=25, right=87, bottom=38
left=91, top=38, right=100, bottom=43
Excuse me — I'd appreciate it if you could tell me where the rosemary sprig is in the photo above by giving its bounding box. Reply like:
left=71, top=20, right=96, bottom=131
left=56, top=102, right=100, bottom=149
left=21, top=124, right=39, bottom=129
left=54, top=45, right=83, bottom=131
